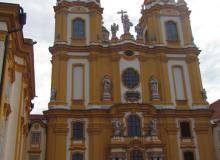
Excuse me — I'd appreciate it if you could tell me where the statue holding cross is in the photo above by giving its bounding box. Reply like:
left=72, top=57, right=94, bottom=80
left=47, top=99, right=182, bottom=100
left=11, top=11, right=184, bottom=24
left=117, top=10, right=133, bottom=34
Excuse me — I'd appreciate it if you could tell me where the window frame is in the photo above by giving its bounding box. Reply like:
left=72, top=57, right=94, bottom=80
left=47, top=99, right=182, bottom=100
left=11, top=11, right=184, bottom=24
left=72, top=18, right=85, bottom=39
left=131, top=150, right=143, bottom=160
left=72, top=121, right=85, bottom=141
left=165, top=20, right=179, bottom=41
left=183, top=150, right=195, bottom=160
left=122, top=68, right=140, bottom=89
left=31, top=131, right=41, bottom=145
left=127, top=115, right=141, bottom=137
left=72, top=152, right=84, bottom=160
left=29, top=155, right=40, bottom=160
left=180, top=121, right=192, bottom=139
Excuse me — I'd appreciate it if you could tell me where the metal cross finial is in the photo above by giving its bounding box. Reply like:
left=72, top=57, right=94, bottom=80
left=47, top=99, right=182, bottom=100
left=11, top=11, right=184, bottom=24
left=117, top=10, right=127, bottom=17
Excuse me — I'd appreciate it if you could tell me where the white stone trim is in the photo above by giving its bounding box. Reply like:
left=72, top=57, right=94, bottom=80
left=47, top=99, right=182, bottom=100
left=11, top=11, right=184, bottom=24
left=87, top=104, right=112, bottom=110
left=154, top=105, right=176, bottom=110
left=176, top=118, right=200, bottom=160
left=0, top=22, right=7, bottom=31
left=119, top=57, right=142, bottom=103
left=160, top=16, right=184, bottom=47
left=58, top=0, right=100, bottom=7
left=67, top=52, right=90, bottom=56
left=66, top=58, right=90, bottom=109
left=168, top=60, right=192, bottom=107
left=67, top=13, right=90, bottom=45
left=191, top=105, right=209, bottom=110
left=66, top=118, right=89, bottom=160
left=48, top=105, right=69, bottom=110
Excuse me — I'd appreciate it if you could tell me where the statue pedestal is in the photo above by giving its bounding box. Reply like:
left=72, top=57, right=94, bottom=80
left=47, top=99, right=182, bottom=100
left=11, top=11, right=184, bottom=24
left=136, top=38, right=144, bottom=43
left=120, top=33, right=134, bottom=40
left=111, top=37, right=119, bottom=43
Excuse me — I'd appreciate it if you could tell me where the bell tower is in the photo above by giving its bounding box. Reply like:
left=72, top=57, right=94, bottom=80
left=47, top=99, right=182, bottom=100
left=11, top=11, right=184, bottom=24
left=54, top=0, right=103, bottom=46
left=139, top=0, right=193, bottom=47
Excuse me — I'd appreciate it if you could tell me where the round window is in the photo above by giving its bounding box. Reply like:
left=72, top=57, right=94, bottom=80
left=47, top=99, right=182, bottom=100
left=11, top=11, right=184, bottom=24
left=122, top=68, right=140, bottom=89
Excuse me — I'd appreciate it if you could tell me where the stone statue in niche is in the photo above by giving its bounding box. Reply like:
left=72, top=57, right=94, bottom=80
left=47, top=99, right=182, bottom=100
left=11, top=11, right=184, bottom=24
left=111, top=23, right=119, bottom=39
left=117, top=10, right=133, bottom=34
left=148, top=119, right=157, bottom=136
left=102, top=75, right=112, bottom=100
left=135, top=24, right=143, bottom=39
left=112, top=119, right=123, bottom=136
left=50, top=88, right=56, bottom=101
left=201, top=88, right=207, bottom=101
left=149, top=76, right=160, bottom=100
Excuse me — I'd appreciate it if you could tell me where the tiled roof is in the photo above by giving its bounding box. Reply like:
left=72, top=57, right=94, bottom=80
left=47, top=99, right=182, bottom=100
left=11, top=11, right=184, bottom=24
left=210, top=99, right=220, bottom=119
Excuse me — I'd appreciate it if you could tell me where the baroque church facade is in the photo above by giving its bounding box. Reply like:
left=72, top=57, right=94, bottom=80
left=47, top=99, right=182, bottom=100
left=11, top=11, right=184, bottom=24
left=39, top=0, right=216, bottom=160
left=0, top=1, right=217, bottom=160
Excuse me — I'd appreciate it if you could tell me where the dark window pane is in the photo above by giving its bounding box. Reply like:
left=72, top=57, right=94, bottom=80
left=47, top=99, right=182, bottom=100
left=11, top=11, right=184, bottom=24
left=72, top=153, right=83, bottom=160
left=180, top=122, right=191, bottom=138
left=72, top=122, right=84, bottom=140
left=127, top=115, right=141, bottom=137
left=131, top=150, right=143, bottom=160
left=184, top=151, right=194, bottom=160
left=31, top=132, right=41, bottom=145
left=72, top=19, right=85, bottom=38
left=122, top=68, right=140, bottom=89
left=166, top=21, right=178, bottom=41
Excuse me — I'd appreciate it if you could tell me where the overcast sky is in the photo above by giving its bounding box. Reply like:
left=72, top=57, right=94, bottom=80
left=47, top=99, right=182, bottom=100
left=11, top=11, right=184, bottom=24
left=1, top=0, right=220, bottom=113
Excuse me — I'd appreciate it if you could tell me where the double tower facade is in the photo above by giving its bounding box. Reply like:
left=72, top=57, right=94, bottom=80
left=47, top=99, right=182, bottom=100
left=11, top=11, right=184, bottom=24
left=44, top=0, right=215, bottom=160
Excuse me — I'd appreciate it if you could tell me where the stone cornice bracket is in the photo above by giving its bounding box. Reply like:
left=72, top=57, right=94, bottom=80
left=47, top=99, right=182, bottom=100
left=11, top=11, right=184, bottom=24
left=157, top=53, right=168, bottom=63
left=186, top=54, right=198, bottom=63
left=58, top=53, right=69, bottom=61
left=88, top=53, right=98, bottom=62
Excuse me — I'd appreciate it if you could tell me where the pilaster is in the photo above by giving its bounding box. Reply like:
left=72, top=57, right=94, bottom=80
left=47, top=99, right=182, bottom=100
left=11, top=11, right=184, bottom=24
left=111, top=53, right=121, bottom=103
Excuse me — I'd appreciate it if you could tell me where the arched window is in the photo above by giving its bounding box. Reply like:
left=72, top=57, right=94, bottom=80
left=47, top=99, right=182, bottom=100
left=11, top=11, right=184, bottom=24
left=72, top=18, right=85, bottom=39
left=72, top=152, right=84, bottom=160
left=127, top=115, right=141, bottom=137
left=165, top=21, right=178, bottom=41
left=131, top=150, right=143, bottom=160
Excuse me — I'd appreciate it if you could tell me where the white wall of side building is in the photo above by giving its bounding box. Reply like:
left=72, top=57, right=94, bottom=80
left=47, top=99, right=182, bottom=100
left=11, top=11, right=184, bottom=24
left=26, top=122, right=47, bottom=160
left=3, top=71, right=22, bottom=160
left=213, top=123, right=220, bottom=160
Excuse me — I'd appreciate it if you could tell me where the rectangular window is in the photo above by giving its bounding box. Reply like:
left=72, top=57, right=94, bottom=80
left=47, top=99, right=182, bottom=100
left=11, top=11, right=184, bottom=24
left=172, top=66, right=186, bottom=100
left=180, top=122, right=191, bottom=138
left=72, top=65, right=84, bottom=101
left=183, top=151, right=194, bottom=160
left=31, top=132, right=41, bottom=145
left=72, top=122, right=84, bottom=140
left=29, top=155, right=40, bottom=160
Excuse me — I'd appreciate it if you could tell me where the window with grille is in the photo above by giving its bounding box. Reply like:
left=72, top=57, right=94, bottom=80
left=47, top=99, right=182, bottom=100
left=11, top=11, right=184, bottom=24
left=122, top=68, right=140, bottom=89
left=180, top=121, right=191, bottom=138
left=72, top=18, right=85, bottom=39
left=29, top=155, right=40, bottom=160
left=127, top=115, right=141, bottom=137
left=72, top=152, right=84, bottom=160
left=72, top=122, right=84, bottom=140
left=131, top=150, right=143, bottom=160
left=31, top=132, right=41, bottom=145
left=165, top=21, right=178, bottom=41
left=183, top=151, right=194, bottom=160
